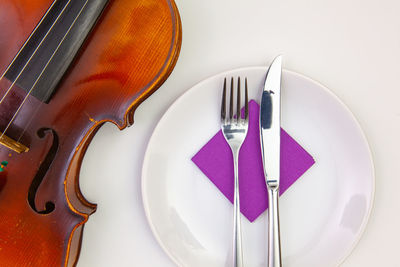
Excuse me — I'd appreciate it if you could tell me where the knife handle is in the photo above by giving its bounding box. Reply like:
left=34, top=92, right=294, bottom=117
left=267, top=186, right=282, bottom=267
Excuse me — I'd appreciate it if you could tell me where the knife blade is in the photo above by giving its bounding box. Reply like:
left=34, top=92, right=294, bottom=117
left=260, top=55, right=282, bottom=187
left=260, top=55, right=282, bottom=267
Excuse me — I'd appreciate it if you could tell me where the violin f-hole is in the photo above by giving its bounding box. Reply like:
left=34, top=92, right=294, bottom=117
left=28, top=128, right=58, bottom=214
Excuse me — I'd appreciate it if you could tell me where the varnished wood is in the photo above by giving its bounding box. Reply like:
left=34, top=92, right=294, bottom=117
left=0, top=0, right=182, bottom=266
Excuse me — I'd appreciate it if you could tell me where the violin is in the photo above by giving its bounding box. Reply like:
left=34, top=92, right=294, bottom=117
left=0, top=0, right=181, bottom=266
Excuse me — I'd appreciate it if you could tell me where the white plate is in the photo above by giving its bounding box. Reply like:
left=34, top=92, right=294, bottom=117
left=141, top=67, right=375, bottom=267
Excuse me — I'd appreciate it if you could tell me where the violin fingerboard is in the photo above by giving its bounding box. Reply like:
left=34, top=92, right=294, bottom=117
left=4, top=0, right=110, bottom=103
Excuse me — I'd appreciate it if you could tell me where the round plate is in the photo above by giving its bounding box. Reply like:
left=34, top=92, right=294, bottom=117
left=141, top=67, right=375, bottom=267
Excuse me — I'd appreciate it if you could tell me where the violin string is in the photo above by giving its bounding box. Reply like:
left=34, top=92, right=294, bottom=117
left=0, top=1, right=59, bottom=85
left=15, top=0, right=89, bottom=142
left=15, top=0, right=91, bottom=143
left=0, top=0, right=74, bottom=106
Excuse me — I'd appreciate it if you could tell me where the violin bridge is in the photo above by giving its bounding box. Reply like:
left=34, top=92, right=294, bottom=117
left=0, top=132, right=29, bottom=153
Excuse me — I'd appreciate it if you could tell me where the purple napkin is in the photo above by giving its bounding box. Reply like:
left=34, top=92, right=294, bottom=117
left=191, top=100, right=315, bottom=222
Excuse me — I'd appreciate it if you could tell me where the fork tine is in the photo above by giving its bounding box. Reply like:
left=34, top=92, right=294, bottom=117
left=237, top=77, right=241, bottom=122
left=229, top=77, right=234, bottom=120
left=245, top=77, right=249, bottom=121
left=221, top=78, right=226, bottom=121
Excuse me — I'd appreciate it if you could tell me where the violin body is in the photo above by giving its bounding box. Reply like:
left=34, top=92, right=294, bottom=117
left=0, top=0, right=181, bottom=266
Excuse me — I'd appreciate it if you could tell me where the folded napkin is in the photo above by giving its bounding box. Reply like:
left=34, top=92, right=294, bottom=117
left=192, top=100, right=315, bottom=222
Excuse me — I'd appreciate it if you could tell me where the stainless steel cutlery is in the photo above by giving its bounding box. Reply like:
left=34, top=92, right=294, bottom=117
left=220, top=56, right=282, bottom=267
left=220, top=77, right=249, bottom=267
left=260, top=55, right=283, bottom=267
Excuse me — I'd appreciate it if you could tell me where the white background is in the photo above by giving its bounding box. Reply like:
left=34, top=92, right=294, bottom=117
left=77, top=0, right=400, bottom=266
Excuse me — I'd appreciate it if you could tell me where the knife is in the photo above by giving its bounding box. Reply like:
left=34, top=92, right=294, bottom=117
left=260, top=55, right=282, bottom=267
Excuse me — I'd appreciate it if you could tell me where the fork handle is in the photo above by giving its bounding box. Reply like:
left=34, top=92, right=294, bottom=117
left=232, top=150, right=243, bottom=267
left=267, top=186, right=282, bottom=267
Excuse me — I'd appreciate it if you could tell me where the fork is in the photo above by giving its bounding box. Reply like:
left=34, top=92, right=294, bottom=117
left=221, top=77, right=249, bottom=267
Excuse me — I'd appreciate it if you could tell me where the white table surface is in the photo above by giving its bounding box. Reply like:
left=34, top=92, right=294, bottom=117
left=77, top=0, right=400, bottom=266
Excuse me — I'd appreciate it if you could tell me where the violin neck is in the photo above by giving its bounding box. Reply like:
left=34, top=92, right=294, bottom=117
left=3, top=0, right=110, bottom=103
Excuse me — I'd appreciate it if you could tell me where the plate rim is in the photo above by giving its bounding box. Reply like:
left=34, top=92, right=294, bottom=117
left=141, top=66, right=376, bottom=267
